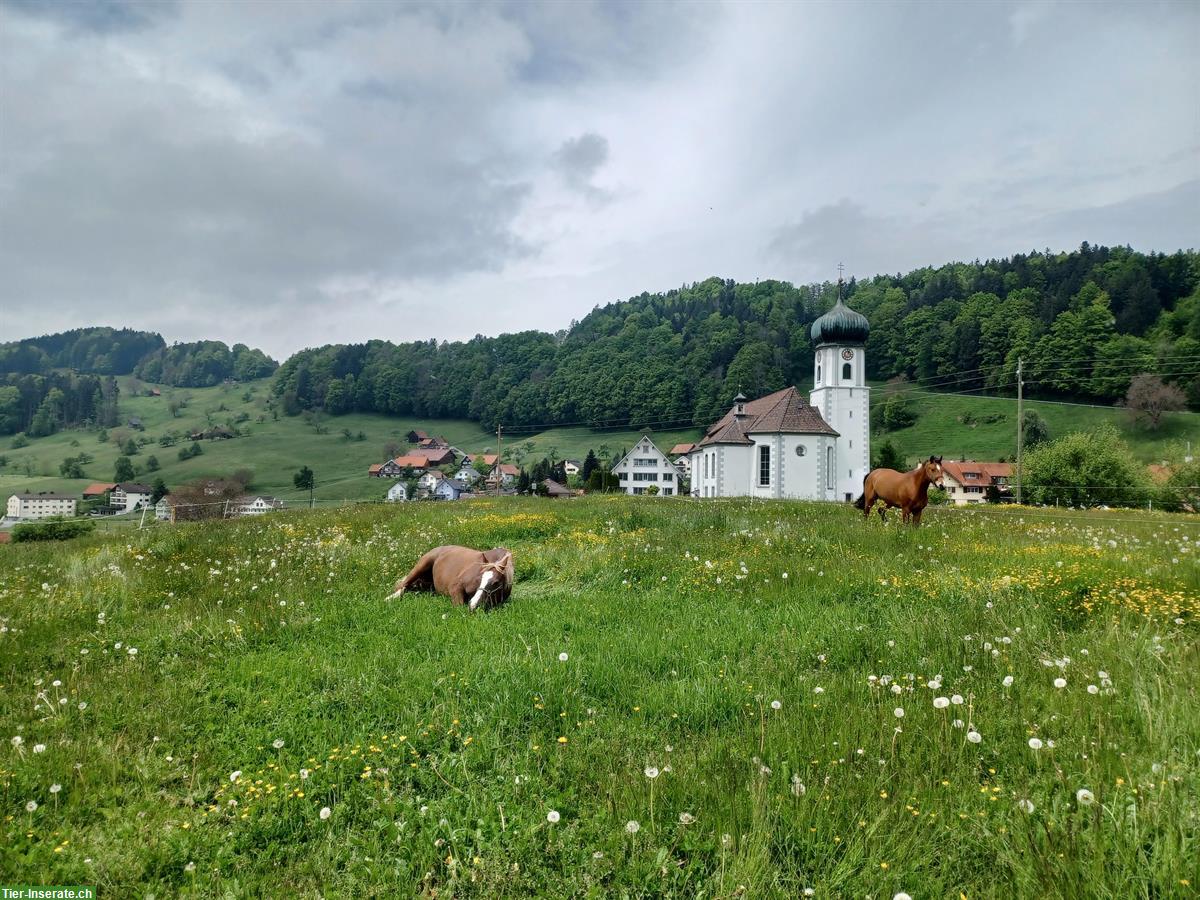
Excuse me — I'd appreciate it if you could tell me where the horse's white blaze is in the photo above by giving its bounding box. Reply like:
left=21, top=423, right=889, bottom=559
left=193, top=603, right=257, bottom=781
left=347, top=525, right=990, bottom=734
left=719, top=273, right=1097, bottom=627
left=469, top=569, right=495, bottom=611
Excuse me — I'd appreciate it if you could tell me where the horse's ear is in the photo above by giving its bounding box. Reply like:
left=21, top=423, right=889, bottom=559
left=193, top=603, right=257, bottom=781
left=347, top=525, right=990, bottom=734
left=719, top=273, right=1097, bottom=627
left=928, top=455, right=935, bottom=462
left=936, top=455, right=943, bottom=463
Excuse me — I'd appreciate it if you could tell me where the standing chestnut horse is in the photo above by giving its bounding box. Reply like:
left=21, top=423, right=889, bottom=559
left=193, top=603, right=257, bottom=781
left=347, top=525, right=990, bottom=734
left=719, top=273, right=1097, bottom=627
left=854, top=456, right=944, bottom=526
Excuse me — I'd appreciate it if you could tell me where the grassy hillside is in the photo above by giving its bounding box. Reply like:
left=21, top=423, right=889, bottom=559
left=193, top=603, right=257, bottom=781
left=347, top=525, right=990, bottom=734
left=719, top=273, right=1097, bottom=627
left=3, top=375, right=1197, bottom=508
left=1, top=497, right=1196, bottom=895
left=879, top=389, right=1200, bottom=465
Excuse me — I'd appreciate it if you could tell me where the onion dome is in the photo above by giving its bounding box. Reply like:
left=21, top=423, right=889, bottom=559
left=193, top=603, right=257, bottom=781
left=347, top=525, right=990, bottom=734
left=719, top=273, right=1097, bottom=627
left=810, top=295, right=869, bottom=345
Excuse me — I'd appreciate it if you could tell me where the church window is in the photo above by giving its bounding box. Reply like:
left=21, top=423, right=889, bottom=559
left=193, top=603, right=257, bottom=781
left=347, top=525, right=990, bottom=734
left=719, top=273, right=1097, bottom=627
left=826, top=446, right=833, bottom=489
left=817, top=364, right=822, bottom=384
left=759, top=445, right=770, bottom=486
left=849, top=440, right=852, bottom=449
left=842, top=362, right=852, bottom=380
left=795, top=444, right=806, bottom=457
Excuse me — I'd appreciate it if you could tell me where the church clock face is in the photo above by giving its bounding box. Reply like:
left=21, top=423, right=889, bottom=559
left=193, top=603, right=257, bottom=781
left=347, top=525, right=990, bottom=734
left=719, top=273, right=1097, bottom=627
left=841, top=348, right=854, bottom=361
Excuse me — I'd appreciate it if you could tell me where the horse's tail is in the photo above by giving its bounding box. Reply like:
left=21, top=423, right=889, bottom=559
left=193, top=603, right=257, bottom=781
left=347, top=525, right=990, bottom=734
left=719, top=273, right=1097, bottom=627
left=853, top=493, right=865, bottom=509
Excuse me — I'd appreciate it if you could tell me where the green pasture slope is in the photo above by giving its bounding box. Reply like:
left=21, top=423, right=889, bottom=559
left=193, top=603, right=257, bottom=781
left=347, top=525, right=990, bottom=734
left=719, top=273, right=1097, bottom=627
left=2, top=497, right=1197, bottom=896
left=876, top=389, right=1200, bottom=466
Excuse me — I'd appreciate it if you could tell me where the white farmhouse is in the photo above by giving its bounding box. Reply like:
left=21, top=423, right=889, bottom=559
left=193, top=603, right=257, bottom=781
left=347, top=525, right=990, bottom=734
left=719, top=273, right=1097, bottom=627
left=454, top=462, right=481, bottom=485
left=6, top=492, right=78, bottom=520
left=386, top=482, right=409, bottom=502
left=236, top=496, right=285, bottom=516
left=111, top=482, right=153, bottom=512
left=689, top=279, right=871, bottom=501
left=611, top=435, right=679, bottom=496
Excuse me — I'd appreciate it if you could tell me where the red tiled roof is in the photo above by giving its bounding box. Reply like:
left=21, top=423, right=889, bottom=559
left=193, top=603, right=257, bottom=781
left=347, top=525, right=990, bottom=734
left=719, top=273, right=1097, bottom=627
left=466, top=454, right=498, bottom=466
left=82, top=482, right=116, bottom=497
left=368, top=464, right=383, bottom=474
left=669, top=443, right=695, bottom=455
left=412, top=448, right=454, bottom=464
left=391, top=455, right=429, bottom=469
left=941, top=461, right=1013, bottom=484
left=698, top=387, right=837, bottom=447
left=491, top=464, right=520, bottom=477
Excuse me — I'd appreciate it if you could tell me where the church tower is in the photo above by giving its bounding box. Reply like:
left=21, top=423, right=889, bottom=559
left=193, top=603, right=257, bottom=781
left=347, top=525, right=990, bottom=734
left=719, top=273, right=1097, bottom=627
left=809, top=273, right=871, bottom=502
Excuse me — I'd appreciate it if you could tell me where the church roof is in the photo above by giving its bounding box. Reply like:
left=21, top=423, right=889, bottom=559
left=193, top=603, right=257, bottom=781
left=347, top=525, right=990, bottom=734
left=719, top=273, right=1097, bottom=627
left=810, top=295, right=870, bottom=345
left=697, top=387, right=838, bottom=447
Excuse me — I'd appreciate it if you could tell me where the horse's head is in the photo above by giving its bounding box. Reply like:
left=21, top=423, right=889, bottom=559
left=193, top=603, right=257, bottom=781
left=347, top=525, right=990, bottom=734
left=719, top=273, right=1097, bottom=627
left=923, top=455, right=944, bottom=489
left=470, top=550, right=514, bottom=611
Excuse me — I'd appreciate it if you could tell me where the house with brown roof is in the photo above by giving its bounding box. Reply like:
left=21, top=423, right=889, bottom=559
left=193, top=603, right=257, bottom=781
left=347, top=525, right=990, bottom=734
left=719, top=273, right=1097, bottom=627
left=540, top=478, right=576, bottom=499
left=485, top=463, right=521, bottom=488
left=688, top=387, right=840, bottom=500
left=81, top=482, right=116, bottom=499
left=941, top=461, right=1013, bottom=505
left=411, top=447, right=456, bottom=466
left=406, top=429, right=430, bottom=443
left=668, top=443, right=696, bottom=477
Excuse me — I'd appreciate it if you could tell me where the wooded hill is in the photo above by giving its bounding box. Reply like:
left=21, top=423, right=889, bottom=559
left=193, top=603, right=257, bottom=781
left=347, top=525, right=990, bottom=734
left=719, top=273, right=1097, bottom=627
left=272, top=244, right=1198, bottom=429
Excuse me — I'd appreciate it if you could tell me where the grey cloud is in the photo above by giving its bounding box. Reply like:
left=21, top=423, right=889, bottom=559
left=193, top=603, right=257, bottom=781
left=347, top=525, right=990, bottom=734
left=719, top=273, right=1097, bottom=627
left=3, top=0, right=176, bottom=33
left=552, top=133, right=611, bottom=202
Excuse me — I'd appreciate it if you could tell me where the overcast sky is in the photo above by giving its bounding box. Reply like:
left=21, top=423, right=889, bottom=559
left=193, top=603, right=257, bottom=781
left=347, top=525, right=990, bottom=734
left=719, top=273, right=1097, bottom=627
left=1, top=0, right=1197, bottom=359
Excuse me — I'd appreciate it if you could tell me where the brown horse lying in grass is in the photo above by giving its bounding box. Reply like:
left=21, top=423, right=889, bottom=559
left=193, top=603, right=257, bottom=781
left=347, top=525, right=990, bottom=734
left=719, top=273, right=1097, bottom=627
left=854, top=456, right=944, bottom=526
left=388, top=545, right=514, bottom=611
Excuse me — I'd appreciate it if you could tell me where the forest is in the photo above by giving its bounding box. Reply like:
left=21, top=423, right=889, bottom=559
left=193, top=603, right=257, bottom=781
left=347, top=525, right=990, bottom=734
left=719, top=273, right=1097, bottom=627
left=271, top=244, right=1199, bottom=430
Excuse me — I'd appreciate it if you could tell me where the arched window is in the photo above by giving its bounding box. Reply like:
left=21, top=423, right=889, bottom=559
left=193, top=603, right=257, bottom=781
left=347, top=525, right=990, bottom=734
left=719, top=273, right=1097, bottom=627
left=816, top=364, right=821, bottom=384
left=826, top=446, right=833, bottom=490
left=842, top=362, right=852, bottom=380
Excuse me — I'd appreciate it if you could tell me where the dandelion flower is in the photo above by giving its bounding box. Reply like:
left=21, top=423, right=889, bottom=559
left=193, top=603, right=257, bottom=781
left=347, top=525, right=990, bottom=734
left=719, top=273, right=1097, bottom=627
left=273, top=739, right=285, bottom=750
left=230, top=770, right=242, bottom=783
left=813, top=686, right=825, bottom=694
left=1002, top=676, right=1014, bottom=687
left=185, top=862, right=196, bottom=873
left=678, top=812, right=695, bottom=825
left=49, top=784, right=61, bottom=794
left=770, top=700, right=782, bottom=710
left=1076, top=789, right=1095, bottom=806
left=933, top=697, right=950, bottom=709
left=78, top=702, right=87, bottom=710
left=791, top=775, right=806, bottom=797
left=895, top=893, right=913, bottom=900
left=558, top=652, right=569, bottom=662
left=893, top=707, right=905, bottom=718
left=967, top=730, right=982, bottom=744
left=11, top=736, right=22, bottom=748
left=128, top=647, right=138, bottom=656
left=950, top=694, right=964, bottom=705
left=1028, top=737, right=1043, bottom=750
left=547, top=809, right=560, bottom=823
left=644, top=766, right=659, bottom=779
left=300, top=769, right=310, bottom=779
left=319, top=806, right=332, bottom=820
left=625, top=820, right=640, bottom=834
left=1018, top=799, right=1035, bottom=813
left=1054, top=678, right=1067, bottom=689
left=26, top=800, right=38, bottom=812
left=33, top=744, right=46, bottom=754
left=1087, top=685, right=1099, bottom=695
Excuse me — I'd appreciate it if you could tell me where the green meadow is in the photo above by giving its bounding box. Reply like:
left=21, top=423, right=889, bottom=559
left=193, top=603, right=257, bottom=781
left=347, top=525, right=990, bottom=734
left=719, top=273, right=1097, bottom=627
left=1, top=497, right=1197, bottom=897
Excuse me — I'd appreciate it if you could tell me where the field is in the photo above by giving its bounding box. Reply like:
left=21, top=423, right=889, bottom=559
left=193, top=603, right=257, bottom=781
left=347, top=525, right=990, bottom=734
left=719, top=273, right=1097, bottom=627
left=1, top=497, right=1197, bottom=896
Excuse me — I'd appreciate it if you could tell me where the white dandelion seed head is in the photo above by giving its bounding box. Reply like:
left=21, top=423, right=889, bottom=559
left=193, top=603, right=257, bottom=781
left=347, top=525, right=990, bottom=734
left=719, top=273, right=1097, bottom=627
left=967, top=730, right=982, bottom=744
left=813, top=686, right=825, bottom=694
left=185, top=861, right=196, bottom=873
left=891, top=684, right=903, bottom=695
left=644, top=766, right=659, bottom=779
left=625, top=820, right=640, bottom=834
left=933, top=696, right=950, bottom=709
left=1003, top=676, right=1014, bottom=687
left=770, top=700, right=782, bottom=710
left=52, top=680, right=61, bottom=688
left=26, top=800, right=38, bottom=812
left=1076, top=788, right=1095, bottom=806
left=547, top=809, right=560, bottom=823
left=893, top=707, right=905, bottom=718
left=1087, top=684, right=1099, bottom=694
left=11, top=736, right=22, bottom=747
left=230, top=770, right=242, bottom=783
left=49, top=784, right=61, bottom=794
left=951, top=694, right=964, bottom=705
left=678, top=812, right=695, bottom=825
left=894, top=893, right=913, bottom=900
left=1018, top=799, right=1035, bottom=813
left=319, top=806, right=332, bottom=819
left=273, top=739, right=285, bottom=749
left=558, top=652, right=568, bottom=662
left=1054, top=678, right=1067, bottom=689
left=1028, top=737, right=1043, bottom=750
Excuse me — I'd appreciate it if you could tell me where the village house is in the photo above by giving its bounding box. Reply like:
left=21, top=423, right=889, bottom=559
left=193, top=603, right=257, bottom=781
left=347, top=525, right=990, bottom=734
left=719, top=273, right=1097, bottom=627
left=81, top=482, right=116, bottom=500
left=406, top=429, right=429, bottom=443
left=454, top=462, right=481, bottom=484
left=562, top=459, right=583, bottom=477
left=111, top=482, right=153, bottom=512
left=611, top=436, right=678, bottom=496
left=417, top=436, right=449, bottom=450
left=236, top=496, right=286, bottom=516
left=669, top=443, right=695, bottom=477
left=940, top=461, right=1013, bottom=505
left=155, top=495, right=182, bottom=522
left=412, top=446, right=456, bottom=466
left=689, top=280, right=869, bottom=501
left=386, top=482, right=409, bottom=502
left=464, top=453, right=498, bottom=467
left=418, top=470, right=446, bottom=492
left=540, top=478, right=575, bottom=499
left=6, top=492, right=78, bottom=520
left=486, top=463, right=520, bottom=488
left=128, top=416, right=143, bottom=430
left=368, top=455, right=428, bottom=477
left=434, top=478, right=469, bottom=501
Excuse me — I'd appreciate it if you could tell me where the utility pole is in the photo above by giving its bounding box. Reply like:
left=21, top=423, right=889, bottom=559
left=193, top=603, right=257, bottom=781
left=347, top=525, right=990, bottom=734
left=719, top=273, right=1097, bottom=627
left=1015, top=357, right=1024, bottom=505
left=495, top=423, right=502, bottom=497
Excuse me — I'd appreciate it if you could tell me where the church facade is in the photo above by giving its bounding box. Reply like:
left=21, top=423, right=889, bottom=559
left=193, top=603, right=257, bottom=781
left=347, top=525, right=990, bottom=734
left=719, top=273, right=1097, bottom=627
left=688, top=285, right=870, bottom=501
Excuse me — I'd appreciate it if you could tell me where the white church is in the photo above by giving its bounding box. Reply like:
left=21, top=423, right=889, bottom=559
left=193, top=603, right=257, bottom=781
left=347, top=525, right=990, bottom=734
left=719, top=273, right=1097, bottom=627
left=688, top=283, right=871, bottom=501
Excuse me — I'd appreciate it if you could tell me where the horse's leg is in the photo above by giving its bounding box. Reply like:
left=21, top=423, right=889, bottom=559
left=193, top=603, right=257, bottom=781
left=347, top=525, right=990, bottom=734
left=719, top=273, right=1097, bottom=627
left=389, top=550, right=438, bottom=599
left=878, top=503, right=887, bottom=522
left=912, top=508, right=923, bottom=527
left=863, top=485, right=875, bottom=520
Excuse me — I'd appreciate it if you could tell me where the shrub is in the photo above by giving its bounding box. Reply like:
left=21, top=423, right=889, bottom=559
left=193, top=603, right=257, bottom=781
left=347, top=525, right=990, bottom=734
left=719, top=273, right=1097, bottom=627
left=12, top=519, right=95, bottom=543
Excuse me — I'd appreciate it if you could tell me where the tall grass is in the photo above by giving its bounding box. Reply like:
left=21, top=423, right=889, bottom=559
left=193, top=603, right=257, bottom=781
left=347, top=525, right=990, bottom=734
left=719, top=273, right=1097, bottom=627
left=1, top=498, right=1196, bottom=896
